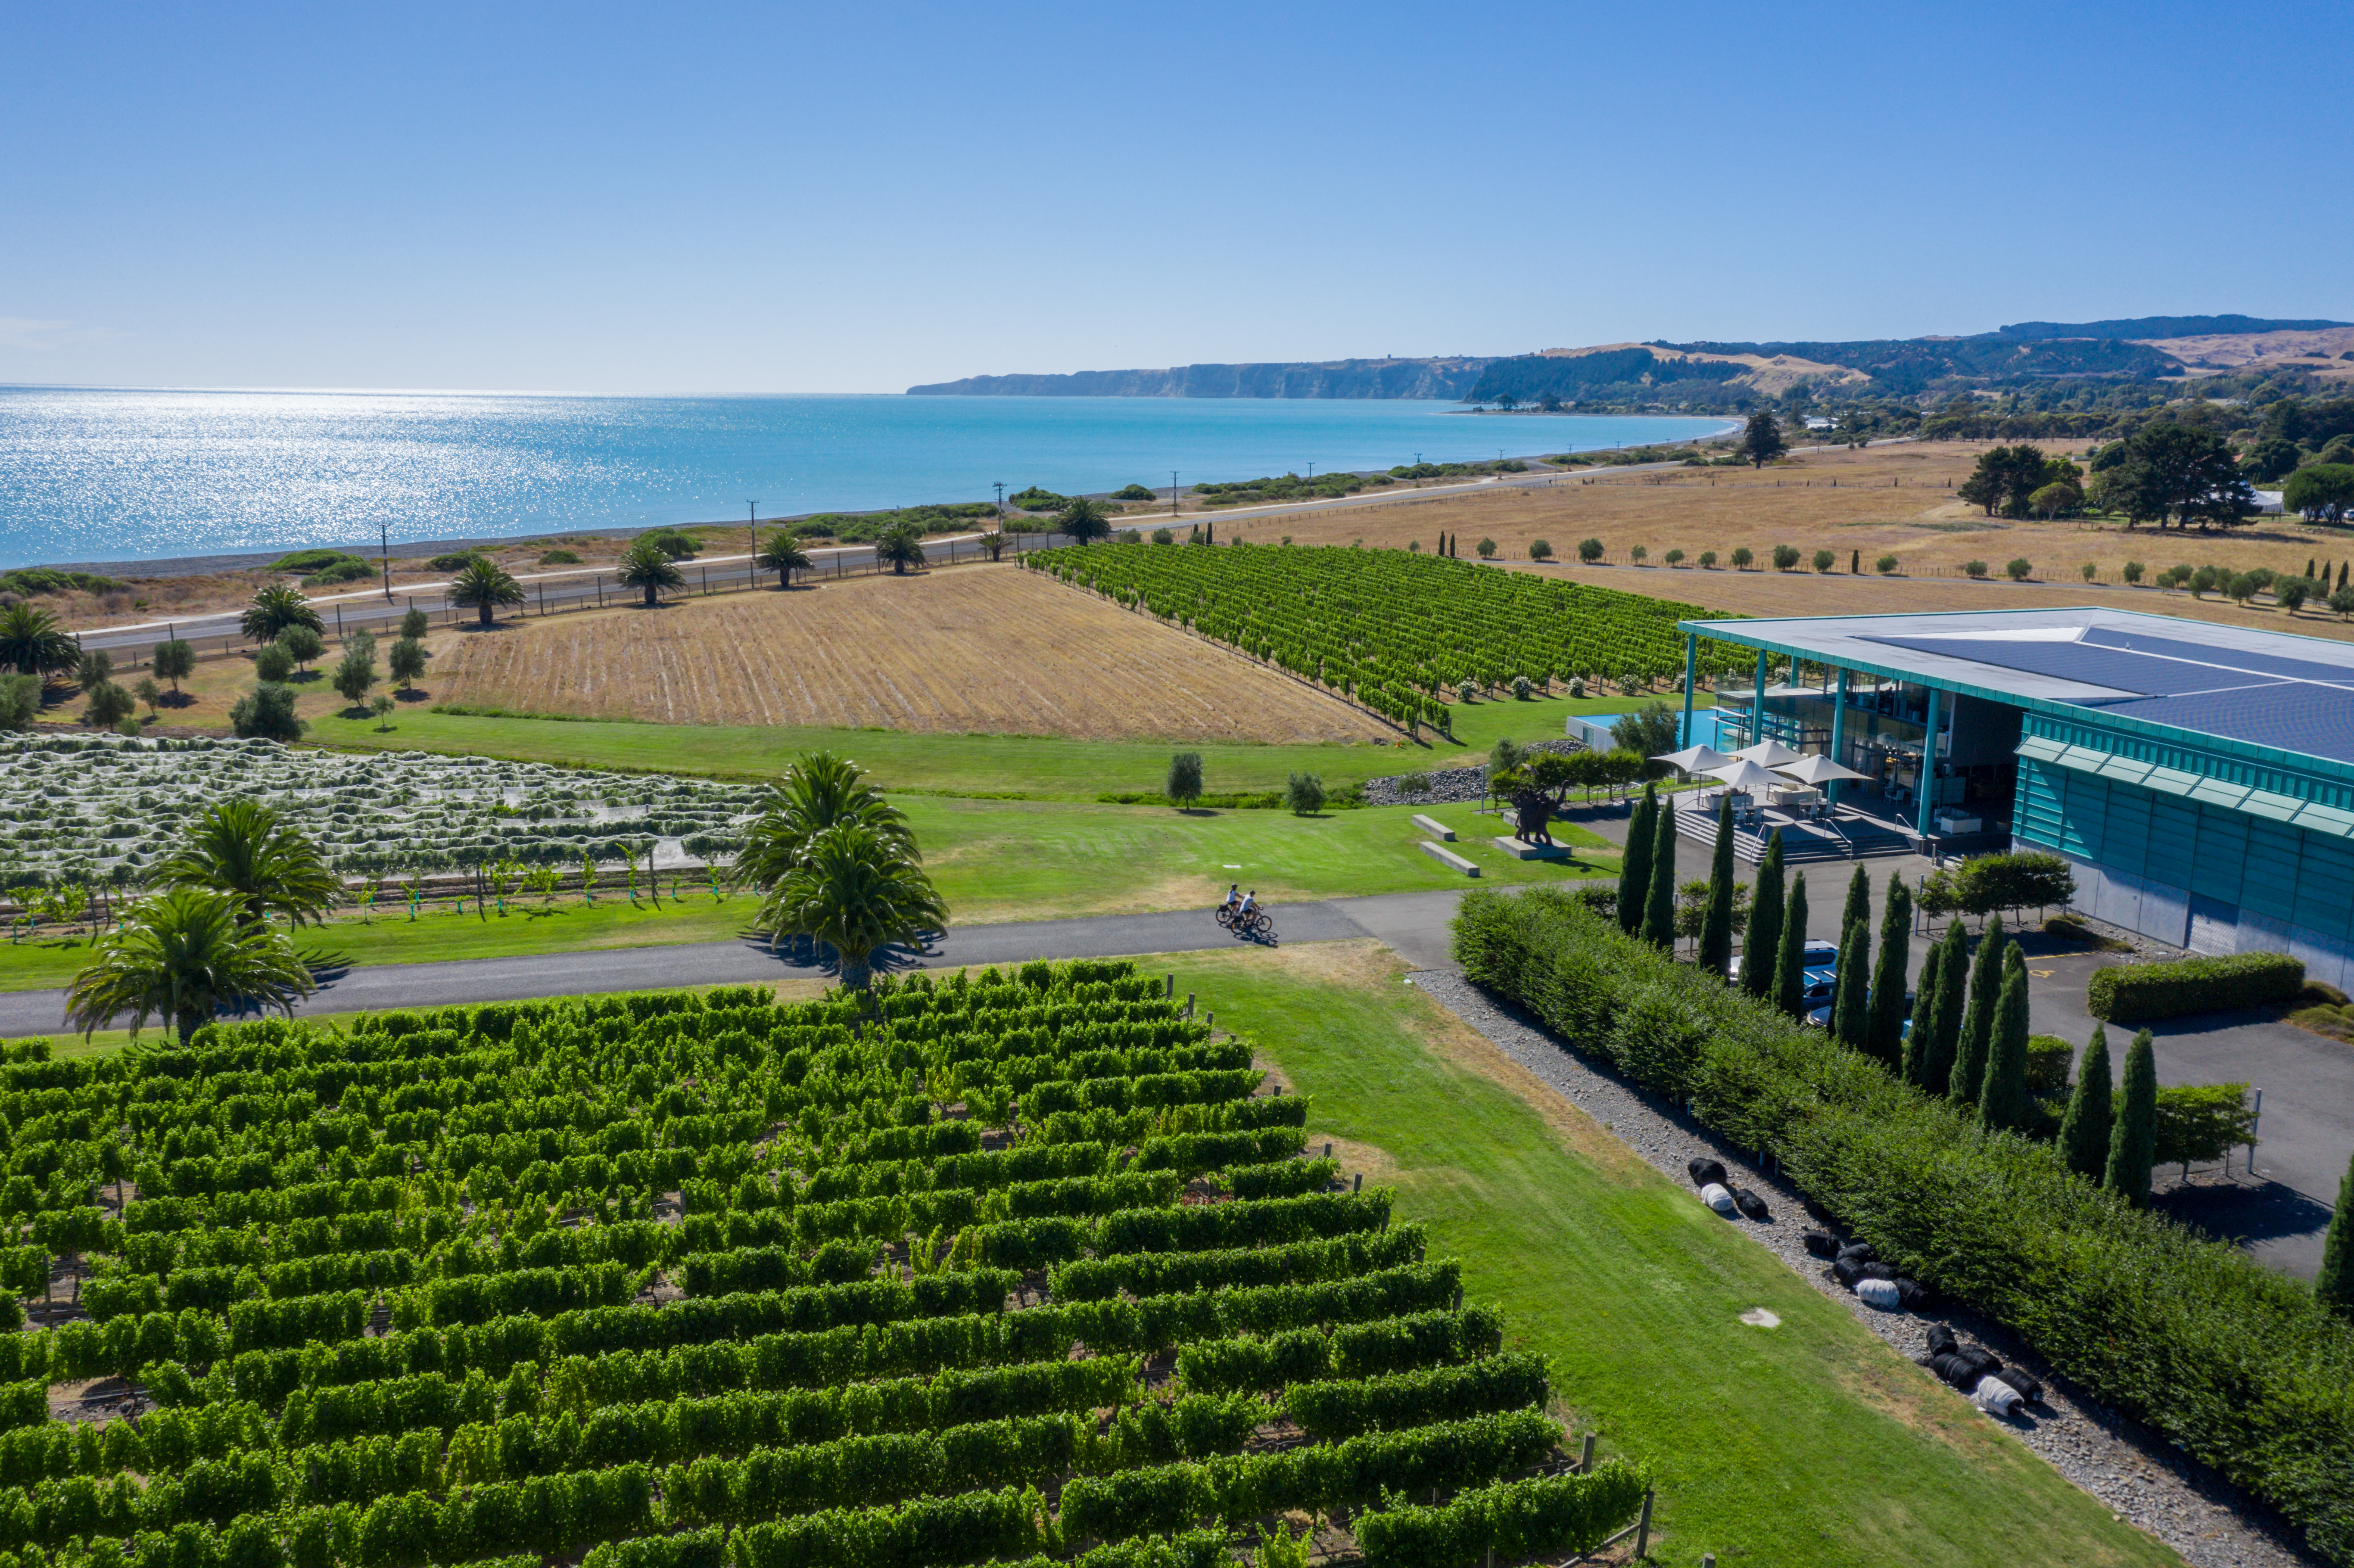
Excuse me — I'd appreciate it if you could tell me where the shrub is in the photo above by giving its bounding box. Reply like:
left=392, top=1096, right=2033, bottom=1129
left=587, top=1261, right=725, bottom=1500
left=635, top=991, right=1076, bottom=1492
left=2087, top=952, right=2306, bottom=1022
left=278, top=624, right=326, bottom=669
left=400, top=608, right=431, bottom=640
left=1149, top=529, right=1174, bottom=546
left=253, top=644, right=296, bottom=683
left=429, top=552, right=486, bottom=572
left=2024, top=1035, right=2074, bottom=1095
left=2155, top=1083, right=2260, bottom=1175
left=1510, top=675, right=1532, bottom=700
left=1698, top=551, right=1717, bottom=568
left=1963, top=559, right=1988, bottom=579
left=1284, top=774, right=1326, bottom=816
left=1113, top=484, right=1158, bottom=501
left=2006, top=557, right=2034, bottom=581
left=1812, top=549, right=1835, bottom=573
left=1918, top=852, right=2075, bottom=921
left=1576, top=538, right=1604, bottom=563
left=1771, top=545, right=1799, bottom=571
left=1529, top=540, right=1554, bottom=561
left=230, top=683, right=306, bottom=742
left=1875, top=555, right=1899, bottom=574
left=82, top=681, right=136, bottom=729
left=640, top=529, right=700, bottom=560
left=2123, top=560, right=2145, bottom=584
left=303, top=558, right=377, bottom=586
left=2081, top=562, right=2099, bottom=582
left=1629, top=546, right=1647, bottom=564
left=1455, top=889, right=2354, bottom=1559
left=539, top=550, right=582, bottom=566
left=1476, top=538, right=1498, bottom=559
left=1729, top=547, right=1753, bottom=569
left=0, top=675, right=38, bottom=732
left=1663, top=548, right=1683, bottom=566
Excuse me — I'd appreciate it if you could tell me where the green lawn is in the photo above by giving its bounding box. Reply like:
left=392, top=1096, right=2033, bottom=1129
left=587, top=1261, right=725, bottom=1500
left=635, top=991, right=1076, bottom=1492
left=1179, top=941, right=2179, bottom=1568
left=300, top=688, right=1662, bottom=796
left=0, top=799, right=1610, bottom=991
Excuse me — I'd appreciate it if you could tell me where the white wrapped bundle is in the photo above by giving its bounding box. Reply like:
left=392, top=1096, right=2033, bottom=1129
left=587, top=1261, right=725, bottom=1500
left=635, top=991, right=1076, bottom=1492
left=1700, top=1183, right=1737, bottom=1214
left=1970, top=1375, right=2022, bottom=1416
left=1855, top=1277, right=1902, bottom=1310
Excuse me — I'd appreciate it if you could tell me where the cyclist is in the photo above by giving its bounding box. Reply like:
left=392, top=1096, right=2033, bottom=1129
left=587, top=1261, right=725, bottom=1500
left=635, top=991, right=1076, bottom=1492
left=1238, top=890, right=1257, bottom=919
left=1217, top=884, right=1242, bottom=919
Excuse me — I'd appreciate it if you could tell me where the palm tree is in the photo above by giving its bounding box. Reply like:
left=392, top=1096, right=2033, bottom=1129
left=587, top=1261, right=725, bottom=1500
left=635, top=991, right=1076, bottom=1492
left=755, top=533, right=812, bottom=588
left=65, top=887, right=316, bottom=1045
left=153, top=799, right=340, bottom=927
left=616, top=539, right=685, bottom=607
left=240, top=583, right=325, bottom=644
left=754, top=822, right=946, bottom=990
left=732, top=751, right=915, bottom=896
left=0, top=604, right=78, bottom=680
left=874, top=522, right=927, bottom=576
left=1059, top=497, right=1112, bottom=545
left=448, top=558, right=526, bottom=627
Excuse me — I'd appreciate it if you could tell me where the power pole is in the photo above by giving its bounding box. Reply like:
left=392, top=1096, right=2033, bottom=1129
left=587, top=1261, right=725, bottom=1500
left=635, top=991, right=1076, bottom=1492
left=1171, top=470, right=1180, bottom=520
left=747, top=501, right=758, bottom=577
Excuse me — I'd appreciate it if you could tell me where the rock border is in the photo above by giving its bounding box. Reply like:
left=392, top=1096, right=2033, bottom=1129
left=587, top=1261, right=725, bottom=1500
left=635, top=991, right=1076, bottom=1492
left=1410, top=968, right=2319, bottom=1568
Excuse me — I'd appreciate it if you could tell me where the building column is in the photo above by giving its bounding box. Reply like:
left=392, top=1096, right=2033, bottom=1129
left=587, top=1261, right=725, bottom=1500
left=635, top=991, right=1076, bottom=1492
left=1681, top=633, right=1697, bottom=748
left=1752, top=647, right=1768, bottom=750
left=1916, top=686, right=1943, bottom=840
left=1828, top=667, right=1848, bottom=811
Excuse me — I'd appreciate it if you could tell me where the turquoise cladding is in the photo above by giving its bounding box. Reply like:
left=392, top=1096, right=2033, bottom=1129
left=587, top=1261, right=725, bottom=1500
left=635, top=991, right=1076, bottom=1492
left=2016, top=756, right=2354, bottom=941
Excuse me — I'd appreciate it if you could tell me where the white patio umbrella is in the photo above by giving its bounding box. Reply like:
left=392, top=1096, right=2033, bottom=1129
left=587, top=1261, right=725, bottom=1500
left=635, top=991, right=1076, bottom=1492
left=1707, top=758, right=1785, bottom=794
left=1774, top=753, right=1872, bottom=787
left=1652, top=744, right=1729, bottom=775
left=1729, top=738, right=1804, bottom=768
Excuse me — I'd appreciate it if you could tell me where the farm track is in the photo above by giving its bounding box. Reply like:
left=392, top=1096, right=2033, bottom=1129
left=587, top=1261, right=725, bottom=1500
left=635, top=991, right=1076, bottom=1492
left=434, top=567, right=1393, bottom=744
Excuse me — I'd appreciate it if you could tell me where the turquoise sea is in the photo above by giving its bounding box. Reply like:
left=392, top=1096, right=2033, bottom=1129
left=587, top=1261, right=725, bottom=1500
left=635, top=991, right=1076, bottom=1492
left=0, top=386, right=1733, bottom=570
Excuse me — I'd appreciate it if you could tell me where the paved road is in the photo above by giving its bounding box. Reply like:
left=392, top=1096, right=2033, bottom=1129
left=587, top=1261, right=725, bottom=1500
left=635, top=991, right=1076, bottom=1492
left=0, top=890, right=1463, bottom=1037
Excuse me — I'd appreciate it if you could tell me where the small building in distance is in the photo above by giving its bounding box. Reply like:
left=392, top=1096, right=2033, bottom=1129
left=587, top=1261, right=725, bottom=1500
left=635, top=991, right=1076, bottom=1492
left=1675, top=605, right=2354, bottom=982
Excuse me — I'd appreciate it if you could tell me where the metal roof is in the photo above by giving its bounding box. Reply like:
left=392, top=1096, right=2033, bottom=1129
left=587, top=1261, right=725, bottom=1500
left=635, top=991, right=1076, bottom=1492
left=1679, top=604, right=2354, bottom=772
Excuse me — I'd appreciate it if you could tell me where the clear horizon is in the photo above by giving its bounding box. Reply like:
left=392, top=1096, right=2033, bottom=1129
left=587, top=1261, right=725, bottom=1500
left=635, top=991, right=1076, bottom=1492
left=6, top=0, right=2349, bottom=395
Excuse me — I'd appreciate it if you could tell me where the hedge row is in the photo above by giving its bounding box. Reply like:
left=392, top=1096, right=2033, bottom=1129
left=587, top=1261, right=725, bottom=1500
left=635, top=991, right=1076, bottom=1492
left=2086, top=951, right=2307, bottom=1022
left=1454, top=886, right=2354, bottom=1563
left=1352, top=1460, right=1650, bottom=1568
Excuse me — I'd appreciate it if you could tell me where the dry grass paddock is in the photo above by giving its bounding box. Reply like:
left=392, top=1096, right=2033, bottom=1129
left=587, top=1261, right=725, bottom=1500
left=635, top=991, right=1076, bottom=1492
left=431, top=563, right=1394, bottom=743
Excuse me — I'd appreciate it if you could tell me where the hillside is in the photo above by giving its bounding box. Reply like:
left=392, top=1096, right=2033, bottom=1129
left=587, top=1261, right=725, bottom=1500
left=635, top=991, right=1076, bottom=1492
left=907, top=356, right=1490, bottom=398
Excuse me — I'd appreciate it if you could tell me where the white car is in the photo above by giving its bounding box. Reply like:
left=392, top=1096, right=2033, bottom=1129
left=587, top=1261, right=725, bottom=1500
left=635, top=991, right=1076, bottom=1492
left=1730, top=939, right=1837, bottom=985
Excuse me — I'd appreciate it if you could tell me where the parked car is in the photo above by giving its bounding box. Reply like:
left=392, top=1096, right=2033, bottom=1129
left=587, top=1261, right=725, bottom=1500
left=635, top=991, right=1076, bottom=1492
left=1729, top=939, right=1837, bottom=985
left=1809, top=991, right=1917, bottom=1035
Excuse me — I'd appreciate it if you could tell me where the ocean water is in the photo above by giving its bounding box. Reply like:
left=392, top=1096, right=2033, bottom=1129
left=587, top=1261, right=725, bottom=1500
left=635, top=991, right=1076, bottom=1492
left=0, top=386, right=1734, bottom=570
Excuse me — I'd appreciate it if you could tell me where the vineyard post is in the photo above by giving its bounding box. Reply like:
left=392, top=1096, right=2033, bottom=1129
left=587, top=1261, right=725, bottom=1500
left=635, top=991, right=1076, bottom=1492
left=1680, top=633, right=1697, bottom=747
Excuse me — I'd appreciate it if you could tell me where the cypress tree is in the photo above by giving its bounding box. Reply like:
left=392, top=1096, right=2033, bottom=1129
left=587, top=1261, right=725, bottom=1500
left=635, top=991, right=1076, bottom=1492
left=2058, top=1025, right=2114, bottom=1181
left=1617, top=786, right=1655, bottom=936
left=1902, top=944, right=1943, bottom=1086
left=1773, top=873, right=1810, bottom=1019
left=1865, top=878, right=1913, bottom=1066
left=1924, top=919, right=1968, bottom=1093
left=1743, top=830, right=1785, bottom=999
left=2340, top=560, right=2349, bottom=591
left=1950, top=914, right=2007, bottom=1106
left=1698, top=796, right=1736, bottom=975
left=2105, top=1027, right=2158, bottom=1204
left=2317, top=1145, right=2354, bottom=1320
left=1833, top=918, right=1871, bottom=1046
left=1840, top=864, right=1871, bottom=942
left=1978, top=956, right=2033, bottom=1130
left=1642, top=797, right=1678, bottom=949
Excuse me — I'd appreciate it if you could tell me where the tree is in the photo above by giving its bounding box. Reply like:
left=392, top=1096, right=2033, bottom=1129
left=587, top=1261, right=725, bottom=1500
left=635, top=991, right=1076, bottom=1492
left=449, top=558, right=526, bottom=626
left=1285, top=772, right=1326, bottom=815
left=2005, top=557, right=2033, bottom=582
left=1772, top=873, right=1810, bottom=1020
left=615, top=540, right=685, bottom=607
left=1609, top=701, right=1679, bottom=774
left=156, top=797, right=341, bottom=927
left=1737, top=411, right=1786, bottom=469
left=1919, top=918, right=1968, bottom=1092
left=1730, top=547, right=1753, bottom=569
left=77, top=648, right=112, bottom=691
left=0, top=604, right=78, bottom=679
left=875, top=522, right=928, bottom=575
left=277, top=624, right=326, bottom=670
left=1166, top=752, right=1205, bottom=811
left=2030, top=482, right=2083, bottom=520
left=1060, top=498, right=1113, bottom=545
left=978, top=531, right=1009, bottom=563
left=732, top=751, right=917, bottom=900
left=253, top=642, right=297, bottom=683
left=229, top=682, right=305, bottom=742
left=1950, top=915, right=2007, bottom=1105
left=1771, top=544, right=1800, bottom=571
left=134, top=677, right=160, bottom=716
left=1616, top=785, right=1656, bottom=938
left=1577, top=538, right=1605, bottom=563
left=1978, top=952, right=2034, bottom=1131
left=2112, top=424, right=2255, bottom=530
left=1476, top=538, right=1498, bottom=559
left=371, top=694, right=395, bottom=730
left=0, top=676, right=38, bottom=732
left=2284, top=463, right=2354, bottom=523
left=2058, top=1025, right=2114, bottom=1181
left=1742, top=830, right=1785, bottom=999
left=755, top=534, right=812, bottom=587
left=1959, top=444, right=2055, bottom=518
left=1865, top=877, right=1913, bottom=1065
left=1840, top=863, right=1870, bottom=939
left=152, top=637, right=195, bottom=696
left=1902, top=944, right=1943, bottom=1086
left=2277, top=577, right=2314, bottom=613
left=1529, top=540, right=1554, bottom=561
left=1641, top=799, right=1678, bottom=949
left=64, top=887, right=316, bottom=1046
left=332, top=633, right=378, bottom=706
left=2317, top=1145, right=2354, bottom=1320
left=82, top=681, right=135, bottom=729
left=2105, top=1028, right=2158, bottom=1204
left=754, top=822, right=947, bottom=991
left=241, top=583, right=324, bottom=644
left=1698, top=796, right=1736, bottom=976
left=387, top=636, right=429, bottom=692
left=401, top=607, right=431, bottom=640
left=1832, top=918, right=1871, bottom=1047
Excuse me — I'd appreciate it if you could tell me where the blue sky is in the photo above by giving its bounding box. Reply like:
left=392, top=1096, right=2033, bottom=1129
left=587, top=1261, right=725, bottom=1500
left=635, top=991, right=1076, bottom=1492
left=4, top=0, right=2348, bottom=395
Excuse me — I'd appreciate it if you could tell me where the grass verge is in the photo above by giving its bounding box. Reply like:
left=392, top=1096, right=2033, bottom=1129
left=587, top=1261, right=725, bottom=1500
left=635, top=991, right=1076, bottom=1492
left=1170, top=939, right=2180, bottom=1568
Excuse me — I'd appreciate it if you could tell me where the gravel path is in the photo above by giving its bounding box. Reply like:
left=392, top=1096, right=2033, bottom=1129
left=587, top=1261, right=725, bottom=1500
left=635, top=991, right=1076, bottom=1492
left=1410, top=969, right=2319, bottom=1568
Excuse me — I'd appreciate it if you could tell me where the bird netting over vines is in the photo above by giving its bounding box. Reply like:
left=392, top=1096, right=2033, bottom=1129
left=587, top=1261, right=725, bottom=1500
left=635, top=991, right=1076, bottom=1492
left=1026, top=545, right=1745, bottom=732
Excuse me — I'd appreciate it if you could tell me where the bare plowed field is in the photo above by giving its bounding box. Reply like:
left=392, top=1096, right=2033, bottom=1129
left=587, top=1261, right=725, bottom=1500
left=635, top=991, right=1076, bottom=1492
left=432, top=565, right=1394, bottom=743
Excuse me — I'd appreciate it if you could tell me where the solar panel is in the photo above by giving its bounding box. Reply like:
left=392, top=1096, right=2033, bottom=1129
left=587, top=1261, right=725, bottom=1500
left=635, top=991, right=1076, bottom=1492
left=2078, top=625, right=2354, bottom=688
left=2084, top=683, right=2354, bottom=766
left=1860, top=635, right=2278, bottom=697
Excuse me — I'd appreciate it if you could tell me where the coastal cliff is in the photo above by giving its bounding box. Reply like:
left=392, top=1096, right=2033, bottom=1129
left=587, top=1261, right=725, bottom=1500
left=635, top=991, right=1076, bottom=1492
left=906, top=356, right=1491, bottom=398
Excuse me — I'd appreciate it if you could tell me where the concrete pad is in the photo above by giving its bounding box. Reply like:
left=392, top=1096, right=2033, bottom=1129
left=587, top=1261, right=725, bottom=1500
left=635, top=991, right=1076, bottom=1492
left=1494, top=837, right=1573, bottom=862
left=1411, top=814, right=1456, bottom=841
left=1419, top=840, right=1481, bottom=876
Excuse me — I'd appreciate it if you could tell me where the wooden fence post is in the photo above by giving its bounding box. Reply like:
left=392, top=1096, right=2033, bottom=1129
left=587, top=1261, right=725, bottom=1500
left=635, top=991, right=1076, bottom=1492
left=1634, top=1488, right=1653, bottom=1559
left=1578, top=1432, right=1594, bottom=1473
